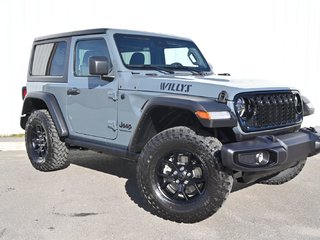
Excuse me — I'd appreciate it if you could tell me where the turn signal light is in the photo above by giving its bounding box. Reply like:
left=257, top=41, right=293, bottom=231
left=195, top=111, right=211, bottom=120
left=195, top=111, right=231, bottom=120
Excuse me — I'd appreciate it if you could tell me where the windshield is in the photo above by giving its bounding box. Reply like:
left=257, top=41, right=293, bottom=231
left=114, top=34, right=211, bottom=73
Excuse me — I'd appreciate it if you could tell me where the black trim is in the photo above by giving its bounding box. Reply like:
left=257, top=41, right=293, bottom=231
left=28, top=38, right=71, bottom=83
left=35, top=29, right=108, bottom=42
left=233, top=90, right=303, bottom=133
left=65, top=137, right=138, bottom=161
left=20, top=92, right=69, bottom=137
left=221, top=127, right=320, bottom=173
left=113, top=33, right=211, bottom=73
left=129, top=95, right=237, bottom=152
left=233, top=124, right=302, bottom=141
left=73, top=37, right=112, bottom=77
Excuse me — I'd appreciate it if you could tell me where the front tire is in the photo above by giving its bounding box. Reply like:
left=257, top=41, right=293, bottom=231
left=25, top=110, right=69, bottom=171
left=136, top=127, right=233, bottom=223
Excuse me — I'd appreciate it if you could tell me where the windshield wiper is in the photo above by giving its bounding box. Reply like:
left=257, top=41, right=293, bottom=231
left=128, top=65, right=174, bottom=74
left=166, top=66, right=206, bottom=76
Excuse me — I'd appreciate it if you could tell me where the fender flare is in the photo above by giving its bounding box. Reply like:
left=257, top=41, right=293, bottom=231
left=129, top=94, right=237, bottom=152
left=20, top=92, right=69, bottom=137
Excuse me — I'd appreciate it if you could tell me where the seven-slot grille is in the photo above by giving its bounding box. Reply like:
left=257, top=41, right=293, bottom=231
left=235, top=91, right=303, bottom=132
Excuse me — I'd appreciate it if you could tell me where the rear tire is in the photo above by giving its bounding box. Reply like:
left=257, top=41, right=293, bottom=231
left=136, top=126, right=233, bottom=223
left=259, top=160, right=306, bottom=185
left=25, top=110, right=69, bottom=171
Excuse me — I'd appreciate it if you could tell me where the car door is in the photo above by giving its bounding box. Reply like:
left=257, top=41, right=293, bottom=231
left=67, top=36, right=118, bottom=140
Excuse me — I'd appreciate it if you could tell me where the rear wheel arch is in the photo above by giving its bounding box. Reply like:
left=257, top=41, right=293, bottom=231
left=21, top=92, right=69, bottom=138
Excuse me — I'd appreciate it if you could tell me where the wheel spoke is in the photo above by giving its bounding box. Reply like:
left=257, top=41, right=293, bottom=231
left=171, top=190, right=180, bottom=200
left=162, top=160, right=178, bottom=170
left=192, top=178, right=205, bottom=184
left=181, top=188, right=189, bottom=200
left=160, top=179, right=173, bottom=189
left=194, top=183, right=202, bottom=194
left=34, top=147, right=41, bottom=154
left=172, top=153, right=178, bottom=163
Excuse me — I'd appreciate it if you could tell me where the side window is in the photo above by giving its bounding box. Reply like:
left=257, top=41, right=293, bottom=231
left=75, top=39, right=111, bottom=76
left=31, top=41, right=67, bottom=76
left=32, top=43, right=54, bottom=76
left=49, top=42, right=67, bottom=76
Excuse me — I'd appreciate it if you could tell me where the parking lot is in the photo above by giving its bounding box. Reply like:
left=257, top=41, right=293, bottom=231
left=0, top=141, right=320, bottom=240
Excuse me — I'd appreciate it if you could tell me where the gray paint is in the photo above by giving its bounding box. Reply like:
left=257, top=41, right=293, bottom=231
left=23, top=28, right=314, bottom=150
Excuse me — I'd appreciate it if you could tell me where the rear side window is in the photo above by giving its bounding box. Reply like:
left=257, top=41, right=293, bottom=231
left=75, top=39, right=110, bottom=76
left=31, top=41, right=67, bottom=76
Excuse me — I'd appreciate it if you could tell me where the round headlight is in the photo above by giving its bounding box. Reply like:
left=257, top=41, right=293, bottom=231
left=294, top=93, right=302, bottom=114
left=235, top=97, right=254, bottom=119
left=235, top=97, right=246, bottom=118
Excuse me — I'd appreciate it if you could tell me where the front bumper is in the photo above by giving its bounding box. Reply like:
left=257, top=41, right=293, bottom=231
left=221, top=127, right=320, bottom=172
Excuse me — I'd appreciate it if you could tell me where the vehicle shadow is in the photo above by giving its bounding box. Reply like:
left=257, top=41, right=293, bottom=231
left=69, top=150, right=253, bottom=213
left=69, top=150, right=151, bottom=212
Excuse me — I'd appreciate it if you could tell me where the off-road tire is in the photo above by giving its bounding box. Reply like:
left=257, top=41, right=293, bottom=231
left=259, top=160, right=306, bottom=185
left=25, top=110, right=69, bottom=171
left=136, top=126, right=233, bottom=223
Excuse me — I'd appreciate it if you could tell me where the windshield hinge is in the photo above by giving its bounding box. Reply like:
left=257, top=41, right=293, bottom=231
left=108, top=91, right=118, bottom=101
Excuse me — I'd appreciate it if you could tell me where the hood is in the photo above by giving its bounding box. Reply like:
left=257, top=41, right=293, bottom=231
left=135, top=74, right=295, bottom=100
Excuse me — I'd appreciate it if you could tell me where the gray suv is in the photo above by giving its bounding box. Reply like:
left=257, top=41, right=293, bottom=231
left=21, top=28, right=320, bottom=223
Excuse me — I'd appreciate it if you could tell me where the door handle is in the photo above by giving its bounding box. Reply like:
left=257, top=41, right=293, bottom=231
left=67, top=88, right=80, bottom=95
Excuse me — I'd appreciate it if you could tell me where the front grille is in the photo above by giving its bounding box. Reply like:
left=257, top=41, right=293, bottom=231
left=235, top=91, right=303, bottom=132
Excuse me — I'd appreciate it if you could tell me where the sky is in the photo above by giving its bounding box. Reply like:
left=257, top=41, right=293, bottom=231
left=0, top=0, right=319, bottom=134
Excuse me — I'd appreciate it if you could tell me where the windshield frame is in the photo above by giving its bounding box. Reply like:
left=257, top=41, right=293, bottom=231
left=113, top=33, right=211, bottom=73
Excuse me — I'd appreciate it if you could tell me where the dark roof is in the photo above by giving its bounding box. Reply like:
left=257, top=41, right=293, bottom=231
left=35, top=28, right=108, bottom=42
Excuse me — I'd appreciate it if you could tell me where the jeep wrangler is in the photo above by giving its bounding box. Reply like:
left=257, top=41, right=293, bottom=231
left=21, top=28, right=320, bottom=223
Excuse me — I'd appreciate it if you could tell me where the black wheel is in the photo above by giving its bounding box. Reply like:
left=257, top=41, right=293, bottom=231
left=259, top=160, right=306, bottom=185
left=136, top=127, right=233, bottom=223
left=25, top=110, right=69, bottom=171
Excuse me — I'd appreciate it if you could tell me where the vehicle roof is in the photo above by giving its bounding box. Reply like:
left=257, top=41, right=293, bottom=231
left=34, top=28, right=108, bottom=42
left=34, top=28, right=191, bottom=42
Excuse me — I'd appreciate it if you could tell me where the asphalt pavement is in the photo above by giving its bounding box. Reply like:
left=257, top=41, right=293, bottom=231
left=0, top=139, right=320, bottom=240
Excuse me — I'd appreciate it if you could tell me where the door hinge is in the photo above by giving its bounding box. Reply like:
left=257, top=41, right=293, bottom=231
left=108, top=91, right=118, bottom=101
left=108, top=120, right=117, bottom=131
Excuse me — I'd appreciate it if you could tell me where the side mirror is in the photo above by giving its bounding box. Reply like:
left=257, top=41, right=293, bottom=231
left=89, top=56, right=111, bottom=76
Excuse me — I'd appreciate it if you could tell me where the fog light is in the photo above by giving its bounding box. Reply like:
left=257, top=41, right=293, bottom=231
left=238, top=151, right=270, bottom=167
left=255, top=152, right=269, bottom=165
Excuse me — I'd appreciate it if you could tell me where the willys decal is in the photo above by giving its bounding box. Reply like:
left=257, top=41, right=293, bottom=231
left=160, top=82, right=192, bottom=93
